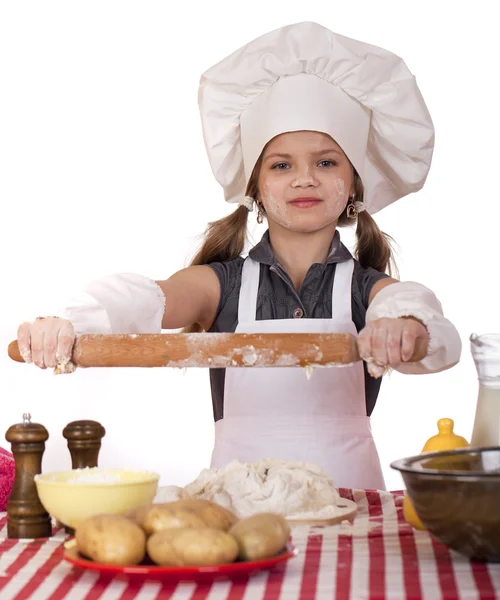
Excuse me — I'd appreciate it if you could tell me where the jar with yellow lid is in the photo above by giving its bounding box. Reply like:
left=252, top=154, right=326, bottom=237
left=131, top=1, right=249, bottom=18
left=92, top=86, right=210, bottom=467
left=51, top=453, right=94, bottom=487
left=402, top=418, right=468, bottom=530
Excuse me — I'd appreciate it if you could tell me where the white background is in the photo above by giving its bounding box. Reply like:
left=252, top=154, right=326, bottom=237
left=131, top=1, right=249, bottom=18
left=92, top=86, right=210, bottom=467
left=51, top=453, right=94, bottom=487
left=0, top=1, right=497, bottom=491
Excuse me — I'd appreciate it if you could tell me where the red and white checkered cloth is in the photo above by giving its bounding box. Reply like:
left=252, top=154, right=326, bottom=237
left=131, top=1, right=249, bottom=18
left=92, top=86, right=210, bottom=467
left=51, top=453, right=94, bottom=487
left=1, top=490, right=499, bottom=600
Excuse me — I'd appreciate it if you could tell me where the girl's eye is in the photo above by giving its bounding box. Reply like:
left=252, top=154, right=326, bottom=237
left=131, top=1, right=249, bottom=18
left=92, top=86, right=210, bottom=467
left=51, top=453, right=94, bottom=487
left=270, top=160, right=338, bottom=170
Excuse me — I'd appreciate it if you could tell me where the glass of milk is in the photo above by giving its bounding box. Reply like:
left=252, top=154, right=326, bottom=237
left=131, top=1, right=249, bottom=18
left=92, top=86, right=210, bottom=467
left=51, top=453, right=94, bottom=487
left=470, top=333, right=500, bottom=454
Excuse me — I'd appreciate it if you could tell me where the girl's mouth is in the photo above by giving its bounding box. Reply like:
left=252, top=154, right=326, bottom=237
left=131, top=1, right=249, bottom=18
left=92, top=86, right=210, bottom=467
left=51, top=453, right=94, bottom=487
left=289, top=198, right=322, bottom=208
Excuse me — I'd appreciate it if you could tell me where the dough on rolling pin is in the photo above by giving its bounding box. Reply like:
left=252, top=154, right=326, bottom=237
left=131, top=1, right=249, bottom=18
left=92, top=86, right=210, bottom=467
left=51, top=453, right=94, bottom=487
left=364, top=357, right=389, bottom=379
left=303, top=364, right=315, bottom=380
left=53, top=352, right=77, bottom=375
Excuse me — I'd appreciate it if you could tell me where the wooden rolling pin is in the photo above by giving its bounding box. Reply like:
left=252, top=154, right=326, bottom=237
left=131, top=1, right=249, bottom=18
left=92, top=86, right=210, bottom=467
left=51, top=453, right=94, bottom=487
left=7, top=333, right=427, bottom=368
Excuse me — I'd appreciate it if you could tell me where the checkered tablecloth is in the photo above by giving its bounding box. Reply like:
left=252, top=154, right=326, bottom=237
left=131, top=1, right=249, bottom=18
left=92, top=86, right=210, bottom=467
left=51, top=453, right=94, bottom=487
left=1, top=490, right=499, bottom=600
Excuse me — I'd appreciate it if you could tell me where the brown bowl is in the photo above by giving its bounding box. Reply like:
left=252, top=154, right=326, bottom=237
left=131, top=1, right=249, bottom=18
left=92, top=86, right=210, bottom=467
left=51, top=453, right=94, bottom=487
left=391, top=446, right=500, bottom=562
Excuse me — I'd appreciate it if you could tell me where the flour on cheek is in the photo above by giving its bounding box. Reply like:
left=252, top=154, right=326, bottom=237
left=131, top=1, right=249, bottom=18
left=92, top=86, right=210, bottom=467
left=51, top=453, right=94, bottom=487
left=324, top=178, right=346, bottom=220
left=262, top=182, right=294, bottom=228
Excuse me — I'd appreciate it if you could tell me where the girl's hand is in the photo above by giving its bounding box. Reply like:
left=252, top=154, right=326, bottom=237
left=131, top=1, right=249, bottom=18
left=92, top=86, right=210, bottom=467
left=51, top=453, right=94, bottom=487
left=17, top=317, right=76, bottom=370
left=358, top=317, right=429, bottom=373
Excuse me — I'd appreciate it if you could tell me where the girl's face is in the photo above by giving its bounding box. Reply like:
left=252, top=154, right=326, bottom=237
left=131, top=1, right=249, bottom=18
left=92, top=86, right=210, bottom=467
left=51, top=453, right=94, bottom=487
left=257, top=131, right=354, bottom=233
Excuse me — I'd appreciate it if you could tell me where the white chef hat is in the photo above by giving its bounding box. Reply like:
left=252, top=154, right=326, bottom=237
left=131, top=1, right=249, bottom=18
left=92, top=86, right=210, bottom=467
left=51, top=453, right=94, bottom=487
left=198, top=22, right=434, bottom=215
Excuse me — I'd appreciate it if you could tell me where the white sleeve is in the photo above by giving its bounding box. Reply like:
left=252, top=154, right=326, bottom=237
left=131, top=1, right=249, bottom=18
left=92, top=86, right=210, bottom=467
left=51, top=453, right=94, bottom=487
left=59, top=273, right=166, bottom=334
left=365, top=281, right=462, bottom=374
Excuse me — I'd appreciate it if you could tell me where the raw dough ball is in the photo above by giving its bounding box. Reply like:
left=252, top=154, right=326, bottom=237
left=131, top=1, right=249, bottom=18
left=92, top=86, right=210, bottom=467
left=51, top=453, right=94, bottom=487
left=182, top=459, right=340, bottom=520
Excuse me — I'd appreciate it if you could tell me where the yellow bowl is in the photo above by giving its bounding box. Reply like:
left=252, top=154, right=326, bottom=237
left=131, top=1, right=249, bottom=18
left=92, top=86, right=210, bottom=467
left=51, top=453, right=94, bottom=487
left=35, top=468, right=160, bottom=530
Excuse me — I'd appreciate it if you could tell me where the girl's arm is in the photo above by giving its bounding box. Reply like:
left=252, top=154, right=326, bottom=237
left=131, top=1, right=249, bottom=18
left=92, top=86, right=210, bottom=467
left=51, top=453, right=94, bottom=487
left=156, top=266, right=220, bottom=330
left=57, top=267, right=220, bottom=334
left=359, top=278, right=462, bottom=376
left=17, top=268, right=221, bottom=369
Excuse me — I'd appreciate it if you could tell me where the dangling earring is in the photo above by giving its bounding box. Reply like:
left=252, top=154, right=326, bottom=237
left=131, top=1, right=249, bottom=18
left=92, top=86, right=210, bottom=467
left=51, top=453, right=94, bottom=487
left=346, top=197, right=358, bottom=219
left=256, top=203, right=265, bottom=224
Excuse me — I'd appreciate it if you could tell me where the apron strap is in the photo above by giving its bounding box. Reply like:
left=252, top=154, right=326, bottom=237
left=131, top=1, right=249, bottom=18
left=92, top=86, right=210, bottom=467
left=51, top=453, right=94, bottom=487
left=332, top=259, right=354, bottom=322
left=238, top=255, right=355, bottom=323
left=238, top=257, right=260, bottom=323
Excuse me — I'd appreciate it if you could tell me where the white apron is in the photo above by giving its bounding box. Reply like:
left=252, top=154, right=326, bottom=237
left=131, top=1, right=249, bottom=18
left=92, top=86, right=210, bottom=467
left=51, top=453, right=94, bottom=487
left=210, top=257, right=386, bottom=490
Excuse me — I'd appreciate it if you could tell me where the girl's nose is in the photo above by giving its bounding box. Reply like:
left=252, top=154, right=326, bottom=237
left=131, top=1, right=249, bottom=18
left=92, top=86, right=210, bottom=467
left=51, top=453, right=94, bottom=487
left=291, top=165, right=318, bottom=187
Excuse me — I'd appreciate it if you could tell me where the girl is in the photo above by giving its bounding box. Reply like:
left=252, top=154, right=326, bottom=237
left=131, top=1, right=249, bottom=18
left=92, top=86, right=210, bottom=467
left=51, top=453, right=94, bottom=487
left=17, top=22, right=461, bottom=490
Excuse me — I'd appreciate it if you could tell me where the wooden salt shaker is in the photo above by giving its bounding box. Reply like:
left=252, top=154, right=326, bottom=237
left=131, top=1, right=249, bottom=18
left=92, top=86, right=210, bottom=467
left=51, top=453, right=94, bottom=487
left=62, top=420, right=106, bottom=469
left=5, top=413, right=52, bottom=539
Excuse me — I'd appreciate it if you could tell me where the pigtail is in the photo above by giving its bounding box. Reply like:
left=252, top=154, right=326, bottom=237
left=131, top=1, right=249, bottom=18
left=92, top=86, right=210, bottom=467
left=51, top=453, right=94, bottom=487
left=355, top=211, right=398, bottom=278
left=182, top=206, right=249, bottom=333
left=338, top=171, right=398, bottom=277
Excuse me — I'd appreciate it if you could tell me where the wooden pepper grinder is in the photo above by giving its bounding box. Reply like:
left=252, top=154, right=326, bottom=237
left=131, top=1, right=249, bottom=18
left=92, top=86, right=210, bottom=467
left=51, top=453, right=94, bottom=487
left=5, top=413, right=52, bottom=539
left=61, top=420, right=106, bottom=534
left=62, top=420, right=106, bottom=470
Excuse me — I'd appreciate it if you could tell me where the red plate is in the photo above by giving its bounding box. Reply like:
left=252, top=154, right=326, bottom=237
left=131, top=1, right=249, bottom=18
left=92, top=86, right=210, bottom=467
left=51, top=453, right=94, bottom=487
left=64, top=542, right=298, bottom=582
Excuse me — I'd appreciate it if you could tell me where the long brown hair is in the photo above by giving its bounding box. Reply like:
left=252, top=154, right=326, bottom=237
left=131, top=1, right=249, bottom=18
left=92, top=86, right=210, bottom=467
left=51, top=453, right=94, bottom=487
left=183, top=154, right=396, bottom=332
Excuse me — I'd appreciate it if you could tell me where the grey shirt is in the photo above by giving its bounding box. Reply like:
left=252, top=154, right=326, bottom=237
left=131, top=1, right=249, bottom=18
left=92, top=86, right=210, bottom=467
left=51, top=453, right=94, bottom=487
left=207, top=230, right=389, bottom=421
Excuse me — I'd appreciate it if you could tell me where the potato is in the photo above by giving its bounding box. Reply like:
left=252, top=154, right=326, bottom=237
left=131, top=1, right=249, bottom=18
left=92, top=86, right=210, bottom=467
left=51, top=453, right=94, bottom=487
left=147, top=527, right=239, bottom=566
left=141, top=503, right=207, bottom=535
left=132, top=500, right=238, bottom=535
left=75, top=514, right=146, bottom=566
left=170, top=499, right=238, bottom=531
left=125, top=503, right=153, bottom=528
left=229, top=513, right=290, bottom=561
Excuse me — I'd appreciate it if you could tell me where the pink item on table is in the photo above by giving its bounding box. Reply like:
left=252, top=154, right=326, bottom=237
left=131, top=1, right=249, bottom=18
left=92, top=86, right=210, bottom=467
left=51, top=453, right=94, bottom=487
left=0, top=446, right=15, bottom=511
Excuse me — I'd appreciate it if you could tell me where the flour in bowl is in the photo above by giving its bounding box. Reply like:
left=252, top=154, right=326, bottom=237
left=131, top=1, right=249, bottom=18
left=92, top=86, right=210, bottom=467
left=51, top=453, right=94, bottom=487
left=66, top=470, right=121, bottom=484
left=179, top=459, right=342, bottom=520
